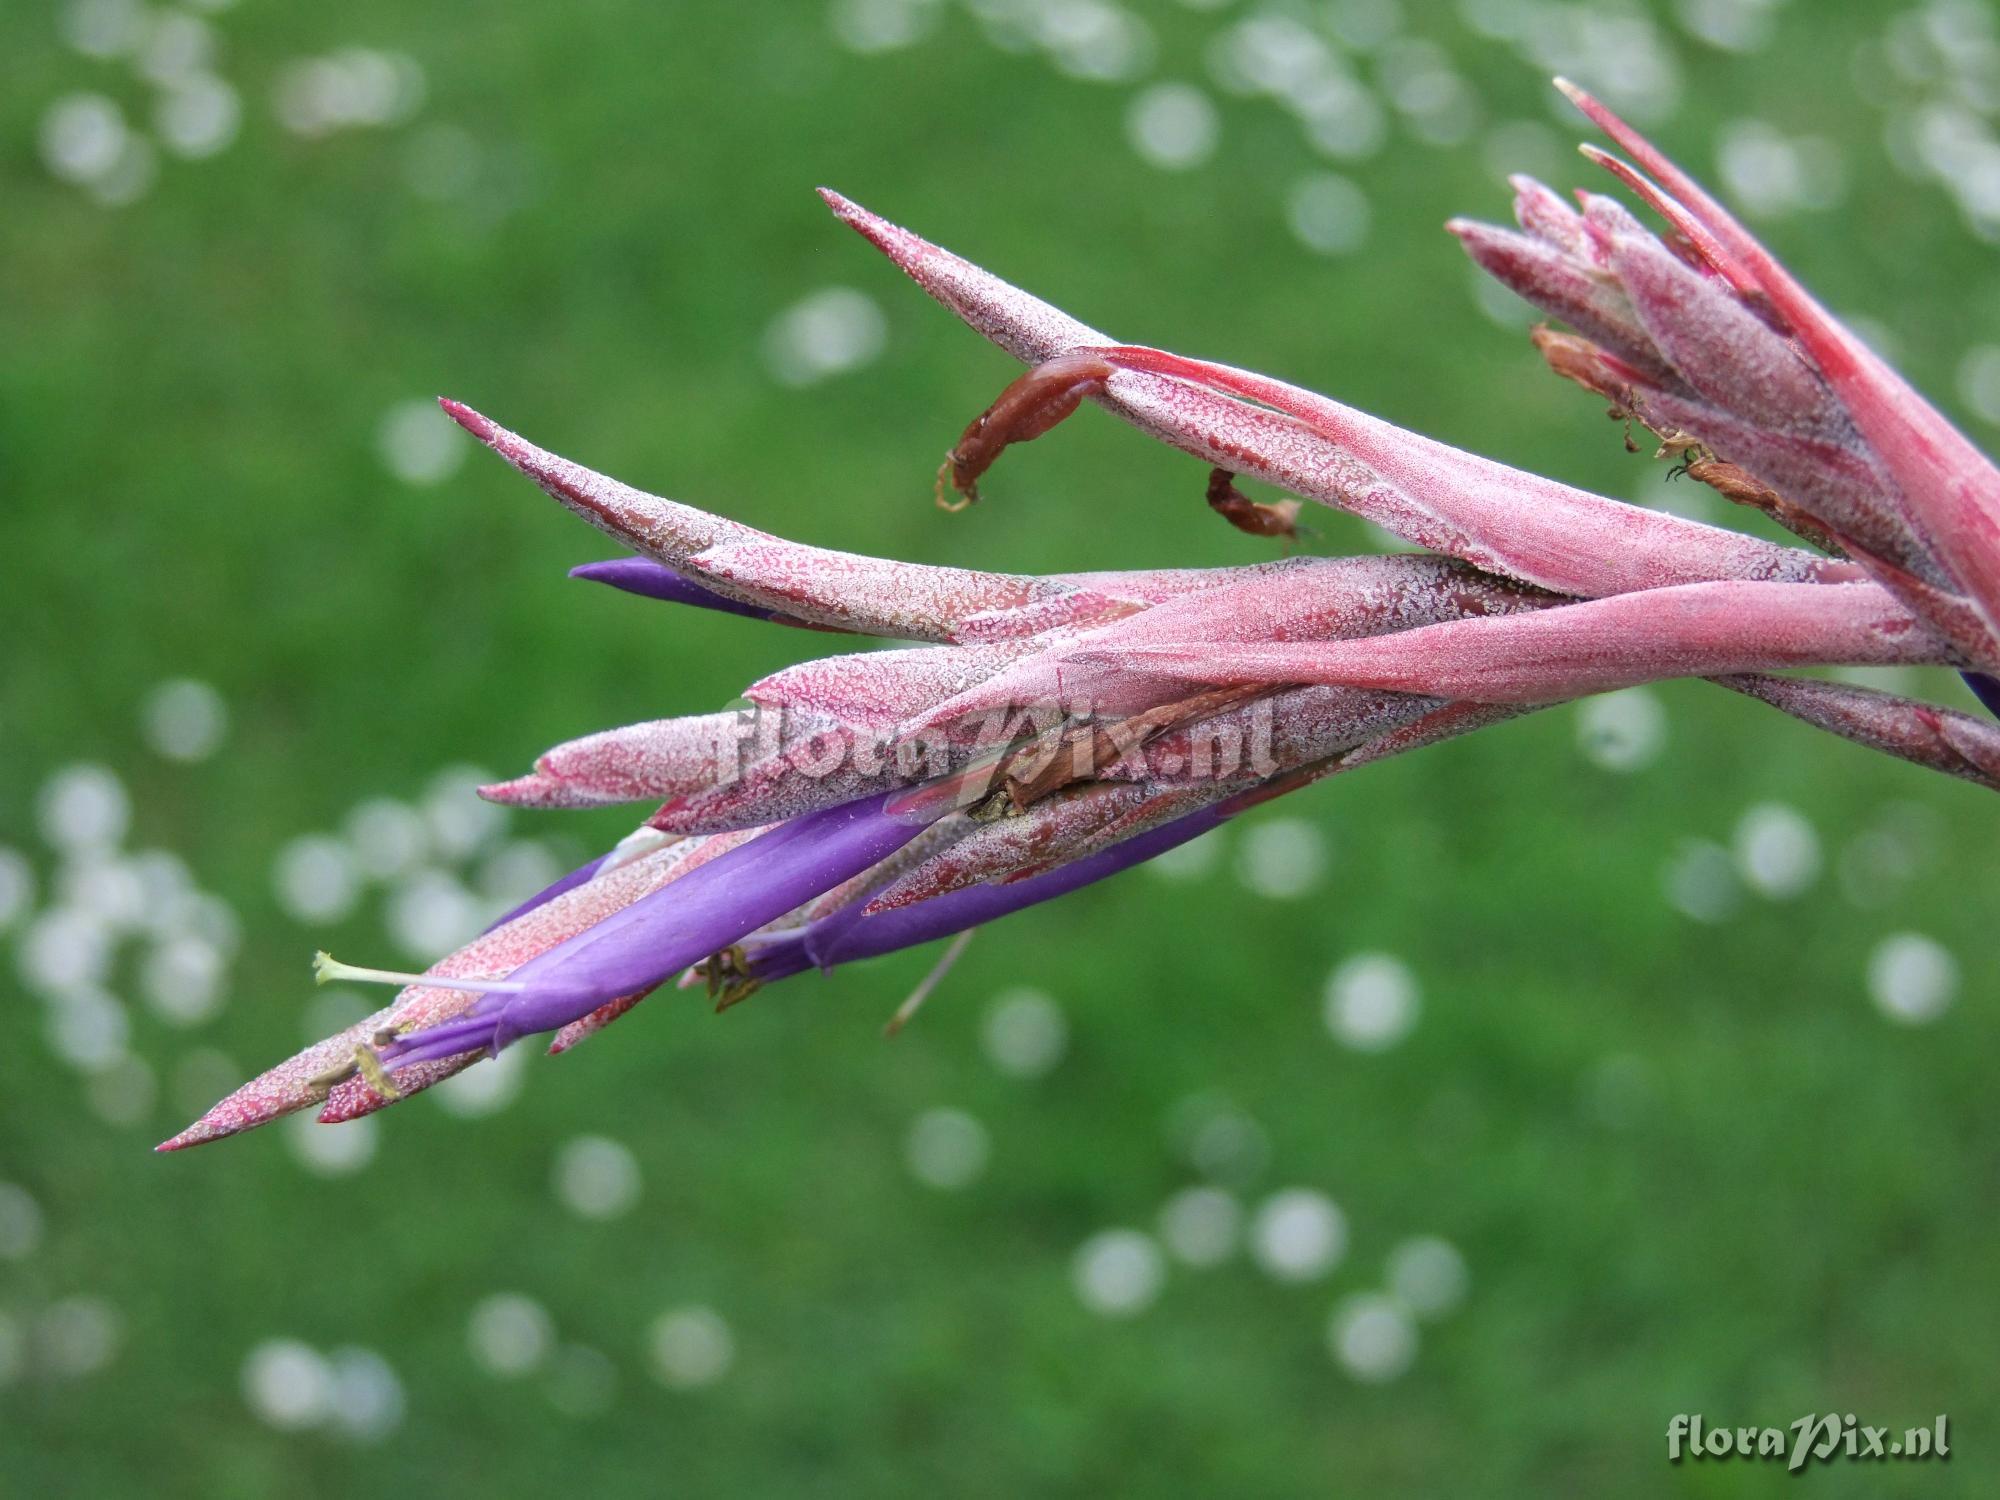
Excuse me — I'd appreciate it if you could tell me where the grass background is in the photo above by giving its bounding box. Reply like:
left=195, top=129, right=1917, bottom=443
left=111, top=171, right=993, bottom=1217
left=3, top=1, right=1997, bottom=1494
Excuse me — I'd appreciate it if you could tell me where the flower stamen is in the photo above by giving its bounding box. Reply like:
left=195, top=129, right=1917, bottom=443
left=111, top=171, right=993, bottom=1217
left=313, top=950, right=525, bottom=998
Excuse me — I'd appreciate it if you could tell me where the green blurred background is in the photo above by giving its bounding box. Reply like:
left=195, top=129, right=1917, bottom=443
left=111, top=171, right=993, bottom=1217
left=4, top=0, right=1998, bottom=1494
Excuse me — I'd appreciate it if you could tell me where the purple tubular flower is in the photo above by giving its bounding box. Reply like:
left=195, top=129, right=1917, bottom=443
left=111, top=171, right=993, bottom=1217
left=378, top=789, right=936, bottom=1068
left=741, top=799, right=1234, bottom=984
left=571, top=556, right=824, bottom=627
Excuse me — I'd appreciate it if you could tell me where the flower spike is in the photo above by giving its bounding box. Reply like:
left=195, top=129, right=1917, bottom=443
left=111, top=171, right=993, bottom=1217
left=172, top=126, right=2000, bottom=1153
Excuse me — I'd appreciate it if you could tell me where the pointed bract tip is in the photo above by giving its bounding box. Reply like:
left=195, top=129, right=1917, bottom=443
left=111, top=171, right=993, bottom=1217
left=155, top=1111, right=239, bottom=1153
left=1553, top=77, right=1637, bottom=148
left=477, top=775, right=539, bottom=804
left=438, top=397, right=496, bottom=443
left=477, top=777, right=537, bottom=804
left=429, top=403, right=649, bottom=540
left=478, top=771, right=617, bottom=809
left=816, top=187, right=911, bottom=258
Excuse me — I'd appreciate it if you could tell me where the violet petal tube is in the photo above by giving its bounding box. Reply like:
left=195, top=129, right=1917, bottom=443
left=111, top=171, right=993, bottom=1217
left=382, top=790, right=936, bottom=1064
left=481, top=854, right=608, bottom=934
left=743, top=801, right=1236, bottom=985
left=570, top=556, right=791, bottom=622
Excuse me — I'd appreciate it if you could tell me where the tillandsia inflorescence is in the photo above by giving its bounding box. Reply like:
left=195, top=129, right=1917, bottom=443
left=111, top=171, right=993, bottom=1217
left=163, top=79, right=2000, bottom=1152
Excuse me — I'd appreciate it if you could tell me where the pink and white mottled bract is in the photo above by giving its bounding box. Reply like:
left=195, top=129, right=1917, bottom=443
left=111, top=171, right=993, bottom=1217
left=164, top=79, right=2000, bottom=1154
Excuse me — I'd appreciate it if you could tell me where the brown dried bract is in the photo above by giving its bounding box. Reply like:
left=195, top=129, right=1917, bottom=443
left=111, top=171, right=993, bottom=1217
left=939, top=354, right=1304, bottom=547
left=937, top=351, right=1112, bottom=510
left=1205, top=467, right=1304, bottom=543
left=1531, top=326, right=1845, bottom=555
left=1685, top=459, right=1846, bottom=556
left=1530, top=323, right=1634, bottom=411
